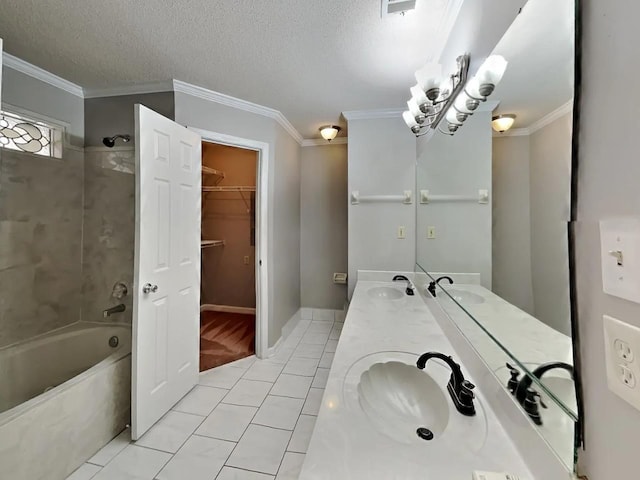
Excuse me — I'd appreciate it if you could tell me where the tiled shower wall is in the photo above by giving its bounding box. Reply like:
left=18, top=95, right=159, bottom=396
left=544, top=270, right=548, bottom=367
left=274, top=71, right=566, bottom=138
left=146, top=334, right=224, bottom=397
left=81, top=148, right=135, bottom=324
left=0, top=148, right=84, bottom=348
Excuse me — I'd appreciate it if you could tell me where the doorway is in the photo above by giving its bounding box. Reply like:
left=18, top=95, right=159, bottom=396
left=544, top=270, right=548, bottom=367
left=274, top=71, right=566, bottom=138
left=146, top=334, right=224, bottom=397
left=199, top=141, right=258, bottom=370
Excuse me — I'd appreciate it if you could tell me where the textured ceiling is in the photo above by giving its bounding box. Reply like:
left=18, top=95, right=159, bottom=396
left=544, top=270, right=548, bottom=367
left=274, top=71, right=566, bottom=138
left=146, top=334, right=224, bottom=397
left=0, top=0, right=462, bottom=139
left=491, top=0, right=574, bottom=128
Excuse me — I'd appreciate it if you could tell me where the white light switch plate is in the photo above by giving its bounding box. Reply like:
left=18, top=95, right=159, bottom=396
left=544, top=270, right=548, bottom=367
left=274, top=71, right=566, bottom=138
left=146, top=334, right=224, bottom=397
left=603, top=315, right=640, bottom=410
left=600, top=218, right=640, bottom=303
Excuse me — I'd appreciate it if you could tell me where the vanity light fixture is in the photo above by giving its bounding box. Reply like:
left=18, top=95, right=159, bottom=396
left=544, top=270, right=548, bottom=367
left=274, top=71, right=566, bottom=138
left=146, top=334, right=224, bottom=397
left=491, top=114, right=516, bottom=133
left=403, top=54, right=508, bottom=137
left=319, top=125, right=341, bottom=142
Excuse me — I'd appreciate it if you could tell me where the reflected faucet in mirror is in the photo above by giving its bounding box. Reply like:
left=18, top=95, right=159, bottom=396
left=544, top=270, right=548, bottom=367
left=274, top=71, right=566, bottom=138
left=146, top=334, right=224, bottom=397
left=507, top=362, right=574, bottom=425
left=427, top=276, right=453, bottom=297
left=416, top=351, right=476, bottom=416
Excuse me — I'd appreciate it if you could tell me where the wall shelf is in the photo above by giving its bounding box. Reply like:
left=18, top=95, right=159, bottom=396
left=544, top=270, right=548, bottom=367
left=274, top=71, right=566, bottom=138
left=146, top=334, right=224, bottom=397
left=201, top=239, right=225, bottom=249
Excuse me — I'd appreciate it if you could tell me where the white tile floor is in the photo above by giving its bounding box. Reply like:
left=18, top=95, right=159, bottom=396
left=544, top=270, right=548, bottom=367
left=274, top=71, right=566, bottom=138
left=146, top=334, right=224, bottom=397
left=67, top=308, right=344, bottom=480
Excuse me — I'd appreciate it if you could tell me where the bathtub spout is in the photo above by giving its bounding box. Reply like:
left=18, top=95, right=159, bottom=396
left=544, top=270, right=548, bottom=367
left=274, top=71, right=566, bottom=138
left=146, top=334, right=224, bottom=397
left=103, top=304, right=126, bottom=317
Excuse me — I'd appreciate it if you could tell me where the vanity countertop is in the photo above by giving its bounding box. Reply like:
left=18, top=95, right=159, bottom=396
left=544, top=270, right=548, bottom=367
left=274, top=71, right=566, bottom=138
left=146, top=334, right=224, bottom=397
left=299, top=279, right=534, bottom=480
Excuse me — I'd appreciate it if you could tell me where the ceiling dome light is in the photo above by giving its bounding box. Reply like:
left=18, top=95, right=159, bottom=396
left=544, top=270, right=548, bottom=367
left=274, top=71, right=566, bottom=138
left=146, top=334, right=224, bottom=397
left=491, top=114, right=516, bottom=133
left=319, top=125, right=341, bottom=141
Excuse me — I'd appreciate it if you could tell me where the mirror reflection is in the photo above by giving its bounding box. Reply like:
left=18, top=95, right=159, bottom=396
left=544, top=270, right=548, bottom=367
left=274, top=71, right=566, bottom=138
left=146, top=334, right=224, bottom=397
left=416, top=0, right=576, bottom=469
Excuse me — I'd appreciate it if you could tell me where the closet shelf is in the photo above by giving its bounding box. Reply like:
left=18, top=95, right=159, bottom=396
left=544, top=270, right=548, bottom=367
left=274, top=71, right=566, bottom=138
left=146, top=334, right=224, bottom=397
left=202, top=186, right=256, bottom=192
left=202, top=166, right=225, bottom=185
left=201, top=239, right=226, bottom=249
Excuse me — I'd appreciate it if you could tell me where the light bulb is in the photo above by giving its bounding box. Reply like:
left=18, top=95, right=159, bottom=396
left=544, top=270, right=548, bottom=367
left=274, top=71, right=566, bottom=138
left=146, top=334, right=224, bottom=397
left=410, top=84, right=428, bottom=106
left=415, top=63, right=443, bottom=94
left=454, top=92, right=474, bottom=114
left=407, top=99, right=423, bottom=119
left=446, top=107, right=463, bottom=126
left=476, top=55, right=508, bottom=86
left=402, top=111, right=419, bottom=129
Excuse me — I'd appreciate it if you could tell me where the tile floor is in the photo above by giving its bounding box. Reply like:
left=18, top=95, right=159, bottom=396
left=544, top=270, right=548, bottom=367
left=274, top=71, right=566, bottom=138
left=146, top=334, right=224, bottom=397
left=67, top=308, right=344, bottom=480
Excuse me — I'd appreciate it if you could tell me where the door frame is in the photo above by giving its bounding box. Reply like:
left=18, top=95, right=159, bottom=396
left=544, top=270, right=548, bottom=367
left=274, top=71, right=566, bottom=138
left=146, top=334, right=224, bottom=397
left=189, top=127, right=269, bottom=359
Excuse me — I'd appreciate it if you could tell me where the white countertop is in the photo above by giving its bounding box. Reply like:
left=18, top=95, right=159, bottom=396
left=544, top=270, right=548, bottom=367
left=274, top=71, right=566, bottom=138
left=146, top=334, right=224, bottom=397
left=299, top=279, right=534, bottom=480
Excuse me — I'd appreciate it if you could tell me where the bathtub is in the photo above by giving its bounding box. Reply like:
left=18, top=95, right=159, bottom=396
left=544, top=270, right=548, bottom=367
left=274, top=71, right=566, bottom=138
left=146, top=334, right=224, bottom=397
left=0, top=322, right=131, bottom=480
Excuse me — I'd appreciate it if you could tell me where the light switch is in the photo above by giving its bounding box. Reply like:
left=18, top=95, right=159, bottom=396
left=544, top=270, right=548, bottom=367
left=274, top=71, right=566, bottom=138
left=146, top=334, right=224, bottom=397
left=603, top=315, right=640, bottom=410
left=427, top=226, right=436, bottom=239
left=600, top=218, right=640, bottom=303
left=398, top=226, right=406, bottom=239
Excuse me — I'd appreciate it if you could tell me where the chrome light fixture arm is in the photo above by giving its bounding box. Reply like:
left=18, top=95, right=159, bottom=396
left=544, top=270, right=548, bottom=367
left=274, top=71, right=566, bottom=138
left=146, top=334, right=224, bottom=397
left=411, top=54, right=470, bottom=137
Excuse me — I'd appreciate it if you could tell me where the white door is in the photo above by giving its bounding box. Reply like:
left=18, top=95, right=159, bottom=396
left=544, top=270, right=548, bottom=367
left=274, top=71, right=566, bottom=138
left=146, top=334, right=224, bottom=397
left=132, top=105, right=202, bottom=440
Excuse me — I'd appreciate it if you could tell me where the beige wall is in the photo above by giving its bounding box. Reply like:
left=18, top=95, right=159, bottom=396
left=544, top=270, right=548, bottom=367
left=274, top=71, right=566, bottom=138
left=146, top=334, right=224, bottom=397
left=577, top=2, right=640, bottom=478
left=492, top=134, right=534, bottom=314
left=201, top=143, right=257, bottom=308
left=300, top=144, right=348, bottom=309
left=175, top=92, right=301, bottom=347
left=529, top=114, right=572, bottom=335
left=0, top=148, right=84, bottom=347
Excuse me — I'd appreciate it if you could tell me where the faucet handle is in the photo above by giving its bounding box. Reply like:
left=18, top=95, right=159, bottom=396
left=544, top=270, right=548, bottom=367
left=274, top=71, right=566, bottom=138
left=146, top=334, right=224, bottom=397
left=461, top=380, right=475, bottom=399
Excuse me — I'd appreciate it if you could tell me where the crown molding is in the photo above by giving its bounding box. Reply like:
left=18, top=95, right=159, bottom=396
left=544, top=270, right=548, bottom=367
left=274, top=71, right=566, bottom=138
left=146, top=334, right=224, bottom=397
left=342, top=108, right=404, bottom=121
left=528, top=99, right=573, bottom=134
left=173, top=79, right=303, bottom=144
left=301, top=137, right=348, bottom=147
left=2, top=53, right=84, bottom=98
left=492, top=100, right=573, bottom=138
left=84, top=81, right=173, bottom=99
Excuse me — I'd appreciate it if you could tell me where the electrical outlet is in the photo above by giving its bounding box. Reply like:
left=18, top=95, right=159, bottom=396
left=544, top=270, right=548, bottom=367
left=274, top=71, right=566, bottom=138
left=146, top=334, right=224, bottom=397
left=397, top=226, right=406, bottom=239
left=618, top=365, right=637, bottom=388
left=243, top=256, right=250, bottom=265
left=603, top=315, right=640, bottom=410
left=427, top=226, right=436, bottom=239
left=615, top=339, right=634, bottom=362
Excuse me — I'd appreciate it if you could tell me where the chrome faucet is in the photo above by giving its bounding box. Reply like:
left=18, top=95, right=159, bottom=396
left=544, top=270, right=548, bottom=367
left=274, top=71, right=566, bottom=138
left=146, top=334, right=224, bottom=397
left=103, top=304, right=126, bottom=318
left=392, top=275, right=415, bottom=295
left=427, top=276, right=453, bottom=297
left=507, top=361, right=574, bottom=425
left=417, top=352, right=476, bottom=416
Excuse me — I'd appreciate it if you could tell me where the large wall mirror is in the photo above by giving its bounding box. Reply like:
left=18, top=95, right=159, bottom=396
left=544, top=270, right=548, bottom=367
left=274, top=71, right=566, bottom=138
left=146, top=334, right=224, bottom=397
left=415, top=0, right=578, bottom=471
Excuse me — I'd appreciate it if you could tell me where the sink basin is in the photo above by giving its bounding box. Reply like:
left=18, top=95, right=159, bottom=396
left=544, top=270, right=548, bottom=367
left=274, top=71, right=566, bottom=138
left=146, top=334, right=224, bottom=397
left=367, top=286, right=404, bottom=300
left=357, top=361, right=449, bottom=444
left=445, top=289, right=485, bottom=305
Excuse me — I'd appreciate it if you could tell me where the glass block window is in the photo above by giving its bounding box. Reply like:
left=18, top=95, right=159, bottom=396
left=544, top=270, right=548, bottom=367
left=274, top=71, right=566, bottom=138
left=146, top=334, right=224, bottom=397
left=0, top=111, right=60, bottom=157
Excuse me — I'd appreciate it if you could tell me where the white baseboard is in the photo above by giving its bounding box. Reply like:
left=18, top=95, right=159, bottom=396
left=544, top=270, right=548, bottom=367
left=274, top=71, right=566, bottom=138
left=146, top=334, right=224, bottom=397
left=200, top=304, right=256, bottom=315
left=264, top=309, right=302, bottom=359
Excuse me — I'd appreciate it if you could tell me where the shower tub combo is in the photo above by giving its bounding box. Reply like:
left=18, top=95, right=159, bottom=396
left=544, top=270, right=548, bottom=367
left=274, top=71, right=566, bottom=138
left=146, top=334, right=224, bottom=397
left=0, top=322, right=131, bottom=480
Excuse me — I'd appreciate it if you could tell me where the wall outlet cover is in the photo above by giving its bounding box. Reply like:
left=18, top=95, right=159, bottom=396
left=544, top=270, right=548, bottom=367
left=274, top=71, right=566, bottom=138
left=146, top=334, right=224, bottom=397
left=603, top=314, right=640, bottom=410
left=600, top=218, right=640, bottom=303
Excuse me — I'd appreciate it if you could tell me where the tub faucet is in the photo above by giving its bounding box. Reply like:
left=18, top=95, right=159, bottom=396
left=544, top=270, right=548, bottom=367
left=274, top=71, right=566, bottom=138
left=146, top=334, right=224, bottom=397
left=427, top=276, right=454, bottom=297
left=392, top=275, right=415, bottom=296
left=416, top=351, right=476, bottom=416
left=103, top=304, right=126, bottom=318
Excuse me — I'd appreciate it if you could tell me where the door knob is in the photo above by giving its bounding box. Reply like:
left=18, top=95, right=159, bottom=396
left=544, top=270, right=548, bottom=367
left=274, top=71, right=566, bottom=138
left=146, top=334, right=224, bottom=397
left=142, top=283, right=158, bottom=294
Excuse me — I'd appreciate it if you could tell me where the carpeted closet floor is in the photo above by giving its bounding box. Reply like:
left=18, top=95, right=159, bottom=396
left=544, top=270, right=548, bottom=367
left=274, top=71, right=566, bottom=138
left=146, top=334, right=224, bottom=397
left=200, top=310, right=256, bottom=371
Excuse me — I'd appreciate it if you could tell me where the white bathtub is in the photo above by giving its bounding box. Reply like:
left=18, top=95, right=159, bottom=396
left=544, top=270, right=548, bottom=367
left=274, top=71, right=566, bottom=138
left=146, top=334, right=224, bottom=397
left=0, top=322, right=132, bottom=480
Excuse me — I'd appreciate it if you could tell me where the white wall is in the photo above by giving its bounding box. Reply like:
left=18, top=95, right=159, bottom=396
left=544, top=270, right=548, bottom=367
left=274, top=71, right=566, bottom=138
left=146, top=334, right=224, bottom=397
left=576, top=2, right=640, bottom=478
left=2, top=66, right=84, bottom=145
left=530, top=113, right=572, bottom=335
left=300, top=143, right=348, bottom=309
left=416, top=111, right=493, bottom=288
left=174, top=92, right=301, bottom=347
left=492, top=134, right=534, bottom=313
left=347, top=117, right=416, bottom=297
